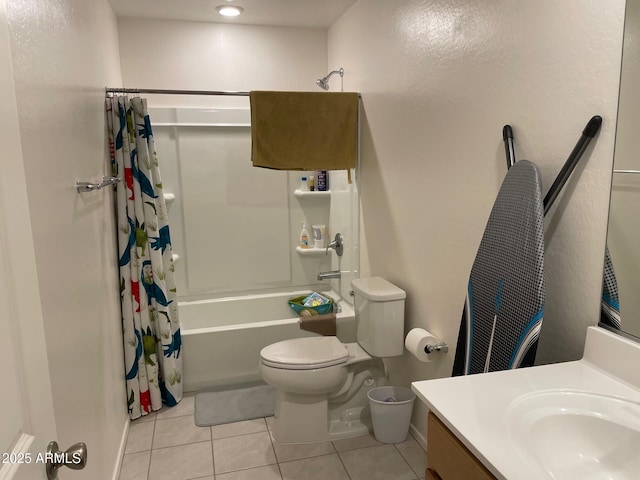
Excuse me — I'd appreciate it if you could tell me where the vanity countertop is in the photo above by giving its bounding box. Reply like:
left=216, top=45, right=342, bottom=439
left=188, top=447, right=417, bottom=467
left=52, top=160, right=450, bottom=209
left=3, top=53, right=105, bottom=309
left=411, top=327, right=640, bottom=480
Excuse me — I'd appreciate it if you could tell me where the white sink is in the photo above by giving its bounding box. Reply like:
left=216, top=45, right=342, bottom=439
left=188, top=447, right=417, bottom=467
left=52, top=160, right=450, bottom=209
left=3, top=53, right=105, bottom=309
left=412, top=327, right=640, bottom=479
left=505, top=390, right=640, bottom=479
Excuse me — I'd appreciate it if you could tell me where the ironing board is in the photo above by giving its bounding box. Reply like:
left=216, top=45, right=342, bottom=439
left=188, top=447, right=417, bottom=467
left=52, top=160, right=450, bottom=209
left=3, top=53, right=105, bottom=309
left=453, top=160, right=545, bottom=375
left=601, top=245, right=621, bottom=330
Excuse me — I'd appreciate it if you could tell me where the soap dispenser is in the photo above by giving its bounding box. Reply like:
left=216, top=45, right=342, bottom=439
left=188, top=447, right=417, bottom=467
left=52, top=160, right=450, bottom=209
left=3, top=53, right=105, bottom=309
left=299, top=221, right=310, bottom=249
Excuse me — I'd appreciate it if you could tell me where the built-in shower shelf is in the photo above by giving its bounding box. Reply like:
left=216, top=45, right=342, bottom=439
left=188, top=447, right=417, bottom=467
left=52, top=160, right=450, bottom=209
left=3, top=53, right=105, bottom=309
left=164, top=193, right=176, bottom=209
left=294, top=190, right=330, bottom=198
left=296, top=247, right=326, bottom=256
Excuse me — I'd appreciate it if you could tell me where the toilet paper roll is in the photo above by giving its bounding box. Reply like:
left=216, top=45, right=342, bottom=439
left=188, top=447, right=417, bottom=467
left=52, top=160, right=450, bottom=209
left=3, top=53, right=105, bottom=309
left=405, top=328, right=439, bottom=362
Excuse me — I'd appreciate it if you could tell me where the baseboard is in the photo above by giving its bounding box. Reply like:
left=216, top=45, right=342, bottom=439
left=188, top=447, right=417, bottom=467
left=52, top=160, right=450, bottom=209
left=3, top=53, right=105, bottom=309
left=409, top=422, right=427, bottom=452
left=111, top=418, right=130, bottom=480
left=0, top=434, right=34, bottom=480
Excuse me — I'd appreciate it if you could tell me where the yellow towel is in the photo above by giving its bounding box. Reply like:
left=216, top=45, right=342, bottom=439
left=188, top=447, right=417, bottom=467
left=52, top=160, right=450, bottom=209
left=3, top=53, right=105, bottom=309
left=250, top=91, right=358, bottom=176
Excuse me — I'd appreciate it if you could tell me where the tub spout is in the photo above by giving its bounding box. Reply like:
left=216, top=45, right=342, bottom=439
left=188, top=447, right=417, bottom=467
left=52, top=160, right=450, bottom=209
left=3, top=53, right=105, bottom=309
left=317, top=270, right=341, bottom=281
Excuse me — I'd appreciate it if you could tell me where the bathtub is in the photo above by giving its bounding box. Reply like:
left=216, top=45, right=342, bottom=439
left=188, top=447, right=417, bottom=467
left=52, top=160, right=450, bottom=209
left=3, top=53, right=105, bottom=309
left=180, top=290, right=355, bottom=392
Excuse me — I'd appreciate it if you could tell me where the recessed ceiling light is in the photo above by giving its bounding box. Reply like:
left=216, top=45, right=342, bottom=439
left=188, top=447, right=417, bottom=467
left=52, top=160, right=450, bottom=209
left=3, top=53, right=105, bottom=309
left=216, top=5, right=244, bottom=17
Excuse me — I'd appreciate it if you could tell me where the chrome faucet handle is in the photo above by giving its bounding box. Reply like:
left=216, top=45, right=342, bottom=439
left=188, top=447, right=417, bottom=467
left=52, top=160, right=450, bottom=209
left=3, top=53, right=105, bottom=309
left=326, top=233, right=344, bottom=257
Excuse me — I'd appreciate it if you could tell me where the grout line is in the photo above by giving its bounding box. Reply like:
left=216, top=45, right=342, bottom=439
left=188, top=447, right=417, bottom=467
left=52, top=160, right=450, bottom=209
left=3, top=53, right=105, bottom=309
left=184, top=473, right=216, bottom=480
left=276, top=451, right=340, bottom=467
left=275, top=464, right=285, bottom=480
left=139, top=416, right=422, bottom=480
left=278, top=452, right=351, bottom=479
left=149, top=439, right=212, bottom=453
left=146, top=417, right=156, bottom=480
left=329, top=440, right=338, bottom=455
left=331, top=438, right=383, bottom=453
left=145, top=447, right=151, bottom=480
left=266, top=422, right=280, bottom=465
left=149, top=413, right=158, bottom=451
left=393, top=443, right=420, bottom=479
left=334, top=451, right=353, bottom=480
left=156, top=412, right=195, bottom=421
left=216, top=461, right=280, bottom=477
left=210, top=427, right=216, bottom=478
left=210, top=419, right=269, bottom=440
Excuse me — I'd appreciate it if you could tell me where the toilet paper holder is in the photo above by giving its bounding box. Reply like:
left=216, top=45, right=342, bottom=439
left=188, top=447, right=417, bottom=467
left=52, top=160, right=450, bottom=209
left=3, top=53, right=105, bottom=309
left=425, top=342, right=449, bottom=354
left=405, top=328, right=449, bottom=362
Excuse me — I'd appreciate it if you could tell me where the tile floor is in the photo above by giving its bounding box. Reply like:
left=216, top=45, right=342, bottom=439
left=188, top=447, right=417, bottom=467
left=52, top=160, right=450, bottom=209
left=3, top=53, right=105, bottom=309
left=118, top=394, right=427, bottom=480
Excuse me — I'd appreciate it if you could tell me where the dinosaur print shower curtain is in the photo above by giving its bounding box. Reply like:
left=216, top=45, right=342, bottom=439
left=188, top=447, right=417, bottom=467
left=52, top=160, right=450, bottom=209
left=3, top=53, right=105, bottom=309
left=107, top=96, right=182, bottom=419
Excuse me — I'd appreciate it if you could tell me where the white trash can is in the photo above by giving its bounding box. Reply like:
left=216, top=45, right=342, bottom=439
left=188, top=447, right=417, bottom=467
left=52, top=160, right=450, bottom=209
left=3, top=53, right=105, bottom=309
left=367, top=386, right=416, bottom=443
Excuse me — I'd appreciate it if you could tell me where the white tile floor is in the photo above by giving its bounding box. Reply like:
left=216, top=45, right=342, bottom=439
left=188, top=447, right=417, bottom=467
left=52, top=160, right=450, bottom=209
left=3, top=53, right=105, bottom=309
left=118, top=394, right=427, bottom=480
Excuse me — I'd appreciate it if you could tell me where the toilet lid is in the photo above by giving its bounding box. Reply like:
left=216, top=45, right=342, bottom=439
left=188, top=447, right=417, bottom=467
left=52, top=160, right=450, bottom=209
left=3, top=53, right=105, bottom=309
left=260, top=337, right=349, bottom=370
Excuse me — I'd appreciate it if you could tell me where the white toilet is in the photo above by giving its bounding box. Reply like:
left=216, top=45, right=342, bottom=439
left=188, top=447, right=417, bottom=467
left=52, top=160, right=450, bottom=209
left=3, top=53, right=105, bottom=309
left=259, top=277, right=406, bottom=443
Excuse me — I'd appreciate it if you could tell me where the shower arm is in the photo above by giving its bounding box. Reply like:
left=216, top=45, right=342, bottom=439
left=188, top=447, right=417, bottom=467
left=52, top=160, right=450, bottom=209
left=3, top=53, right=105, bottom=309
left=323, top=68, right=344, bottom=82
left=316, top=67, right=344, bottom=90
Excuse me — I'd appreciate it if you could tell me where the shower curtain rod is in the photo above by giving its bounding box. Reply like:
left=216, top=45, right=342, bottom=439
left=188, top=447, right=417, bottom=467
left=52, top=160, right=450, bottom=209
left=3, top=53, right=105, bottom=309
left=105, top=87, right=362, bottom=98
left=106, top=87, right=250, bottom=96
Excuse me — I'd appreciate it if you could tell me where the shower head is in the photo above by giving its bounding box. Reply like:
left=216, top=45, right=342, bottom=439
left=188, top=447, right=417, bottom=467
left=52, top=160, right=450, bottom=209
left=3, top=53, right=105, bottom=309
left=316, top=78, right=330, bottom=90
left=316, top=67, right=344, bottom=90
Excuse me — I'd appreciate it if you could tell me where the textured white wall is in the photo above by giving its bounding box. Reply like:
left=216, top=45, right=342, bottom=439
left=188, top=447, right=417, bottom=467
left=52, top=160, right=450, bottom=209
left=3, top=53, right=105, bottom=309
left=5, top=0, right=127, bottom=478
left=117, top=18, right=328, bottom=106
left=329, top=0, right=625, bottom=441
left=0, top=0, right=32, bottom=453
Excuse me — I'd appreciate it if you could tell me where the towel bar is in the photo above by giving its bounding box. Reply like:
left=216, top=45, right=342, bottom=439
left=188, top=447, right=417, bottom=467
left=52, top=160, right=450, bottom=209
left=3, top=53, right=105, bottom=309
left=76, top=176, right=121, bottom=193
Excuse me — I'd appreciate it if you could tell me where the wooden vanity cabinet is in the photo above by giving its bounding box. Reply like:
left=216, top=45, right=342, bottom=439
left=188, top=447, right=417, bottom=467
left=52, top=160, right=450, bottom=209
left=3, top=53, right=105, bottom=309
left=426, top=412, right=497, bottom=480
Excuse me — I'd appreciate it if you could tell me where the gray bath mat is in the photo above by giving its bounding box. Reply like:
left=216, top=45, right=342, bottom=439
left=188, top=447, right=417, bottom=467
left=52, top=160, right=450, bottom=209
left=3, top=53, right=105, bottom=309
left=194, top=382, right=277, bottom=427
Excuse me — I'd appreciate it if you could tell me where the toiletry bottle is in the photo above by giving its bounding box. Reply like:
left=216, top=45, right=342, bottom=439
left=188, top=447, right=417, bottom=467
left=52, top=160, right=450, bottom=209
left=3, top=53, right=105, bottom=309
left=299, top=221, right=310, bottom=249
left=308, top=175, right=315, bottom=191
left=300, top=176, right=308, bottom=192
left=316, top=170, right=328, bottom=191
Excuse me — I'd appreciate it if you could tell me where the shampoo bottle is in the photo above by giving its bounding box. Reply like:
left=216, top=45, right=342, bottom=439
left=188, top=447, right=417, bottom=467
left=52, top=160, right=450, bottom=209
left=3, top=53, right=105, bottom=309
left=316, top=170, right=328, bottom=191
left=299, top=221, right=310, bottom=249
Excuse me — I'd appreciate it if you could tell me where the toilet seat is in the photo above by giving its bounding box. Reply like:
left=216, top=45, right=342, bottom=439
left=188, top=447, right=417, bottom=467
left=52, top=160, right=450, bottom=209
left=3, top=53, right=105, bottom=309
left=260, top=336, right=348, bottom=370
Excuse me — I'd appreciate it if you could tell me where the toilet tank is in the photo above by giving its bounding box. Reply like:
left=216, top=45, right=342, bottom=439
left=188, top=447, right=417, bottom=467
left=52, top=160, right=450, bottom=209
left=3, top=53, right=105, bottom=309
left=352, top=277, right=406, bottom=357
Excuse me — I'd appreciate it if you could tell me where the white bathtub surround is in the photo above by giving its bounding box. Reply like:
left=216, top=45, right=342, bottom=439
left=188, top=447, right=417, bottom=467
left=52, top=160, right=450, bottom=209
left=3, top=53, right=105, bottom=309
left=108, top=96, right=183, bottom=418
left=329, top=169, right=360, bottom=301
left=117, top=20, right=362, bottom=306
left=116, top=22, right=360, bottom=303
left=412, top=327, right=640, bottom=479
left=148, top=105, right=359, bottom=301
left=180, top=290, right=354, bottom=392
left=116, top=23, right=363, bottom=420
